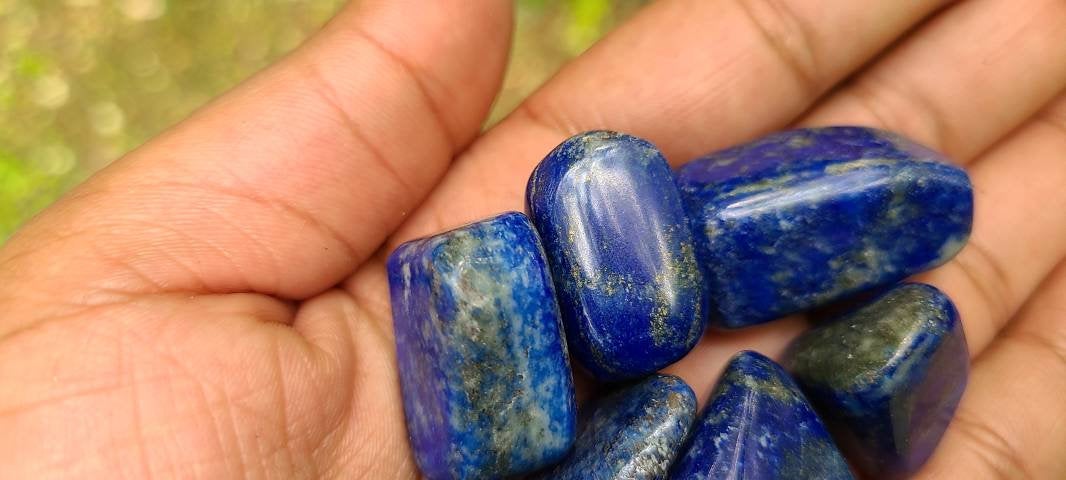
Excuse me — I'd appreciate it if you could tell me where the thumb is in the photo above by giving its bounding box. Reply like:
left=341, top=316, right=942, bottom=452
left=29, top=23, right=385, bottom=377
left=0, top=0, right=513, bottom=322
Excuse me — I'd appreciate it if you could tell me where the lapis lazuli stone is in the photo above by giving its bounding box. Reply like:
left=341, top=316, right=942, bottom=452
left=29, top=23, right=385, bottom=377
left=676, top=126, right=973, bottom=328
left=527, top=131, right=707, bottom=381
left=534, top=374, right=697, bottom=480
left=785, top=283, right=968, bottom=478
left=387, top=212, right=577, bottom=480
left=671, top=351, right=854, bottom=480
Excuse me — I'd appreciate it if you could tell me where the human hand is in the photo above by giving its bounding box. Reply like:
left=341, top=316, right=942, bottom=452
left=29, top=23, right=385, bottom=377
left=2, top=0, right=1065, bottom=478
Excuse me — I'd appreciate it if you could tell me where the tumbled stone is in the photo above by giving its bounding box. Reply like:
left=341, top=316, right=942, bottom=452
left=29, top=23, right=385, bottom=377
left=527, top=131, right=707, bottom=380
left=533, top=374, right=696, bottom=480
left=671, top=351, right=854, bottom=480
left=785, top=283, right=968, bottom=478
left=386, top=212, right=577, bottom=480
left=676, top=126, right=973, bottom=328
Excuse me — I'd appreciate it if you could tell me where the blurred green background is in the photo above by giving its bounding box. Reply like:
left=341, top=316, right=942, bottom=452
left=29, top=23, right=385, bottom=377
left=0, top=0, right=645, bottom=242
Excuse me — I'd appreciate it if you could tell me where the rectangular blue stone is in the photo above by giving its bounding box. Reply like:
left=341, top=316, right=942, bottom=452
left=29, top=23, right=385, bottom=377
left=387, top=212, right=577, bottom=480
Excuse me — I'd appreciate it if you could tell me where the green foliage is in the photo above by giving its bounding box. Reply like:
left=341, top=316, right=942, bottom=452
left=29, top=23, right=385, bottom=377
left=0, top=150, right=79, bottom=242
left=0, top=0, right=348, bottom=240
left=566, top=0, right=613, bottom=53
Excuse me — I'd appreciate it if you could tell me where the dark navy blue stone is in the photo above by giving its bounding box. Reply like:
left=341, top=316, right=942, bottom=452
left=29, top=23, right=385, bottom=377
left=671, top=351, right=854, bottom=480
left=386, top=212, right=577, bottom=480
left=533, top=374, right=696, bottom=480
left=676, top=126, right=973, bottom=328
left=785, top=283, right=968, bottom=478
left=527, top=131, right=707, bottom=381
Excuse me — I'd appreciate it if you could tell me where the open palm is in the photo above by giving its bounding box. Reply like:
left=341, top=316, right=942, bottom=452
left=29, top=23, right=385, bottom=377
left=3, top=0, right=1066, bottom=478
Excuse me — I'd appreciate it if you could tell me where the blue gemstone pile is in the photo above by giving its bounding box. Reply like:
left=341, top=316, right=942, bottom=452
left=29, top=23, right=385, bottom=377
left=387, top=127, right=974, bottom=479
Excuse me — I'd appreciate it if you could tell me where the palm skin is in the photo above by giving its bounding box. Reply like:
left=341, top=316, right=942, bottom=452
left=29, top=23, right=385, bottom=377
left=2, top=0, right=1066, bottom=478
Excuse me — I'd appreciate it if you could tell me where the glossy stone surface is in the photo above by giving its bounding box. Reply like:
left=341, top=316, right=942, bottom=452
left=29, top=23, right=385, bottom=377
left=676, top=126, right=973, bottom=328
left=386, top=212, right=577, bottom=480
left=533, top=374, right=696, bottom=480
left=527, top=131, right=707, bottom=380
left=785, top=283, right=968, bottom=478
left=671, top=351, right=854, bottom=480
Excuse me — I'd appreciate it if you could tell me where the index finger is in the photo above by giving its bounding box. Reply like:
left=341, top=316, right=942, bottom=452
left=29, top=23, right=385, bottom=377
left=396, top=0, right=952, bottom=241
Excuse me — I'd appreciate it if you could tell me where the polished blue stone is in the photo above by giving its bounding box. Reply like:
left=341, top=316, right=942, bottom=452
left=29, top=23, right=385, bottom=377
left=676, top=126, right=973, bottom=328
left=533, top=374, right=696, bottom=480
left=386, top=212, right=577, bottom=480
left=671, top=351, right=854, bottom=480
left=527, top=131, right=707, bottom=381
left=785, top=283, right=968, bottom=478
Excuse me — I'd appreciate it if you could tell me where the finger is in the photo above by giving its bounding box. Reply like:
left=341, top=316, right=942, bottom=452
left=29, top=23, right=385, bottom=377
left=917, top=93, right=1066, bottom=356
left=800, top=0, right=1066, bottom=163
left=0, top=0, right=512, bottom=307
left=796, top=0, right=1066, bottom=379
left=392, top=0, right=951, bottom=241
left=914, top=260, right=1066, bottom=479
